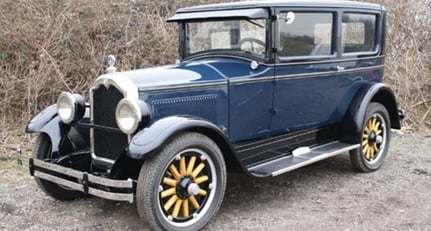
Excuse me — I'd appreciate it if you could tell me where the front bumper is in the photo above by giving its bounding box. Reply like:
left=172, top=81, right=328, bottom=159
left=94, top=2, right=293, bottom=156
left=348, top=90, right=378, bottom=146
left=16, top=149, right=134, bottom=203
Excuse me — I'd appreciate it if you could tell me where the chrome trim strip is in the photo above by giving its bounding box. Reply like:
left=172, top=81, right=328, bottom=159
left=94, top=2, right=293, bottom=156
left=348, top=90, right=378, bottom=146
left=229, top=76, right=274, bottom=84
left=275, top=55, right=385, bottom=66
left=34, top=171, right=83, bottom=191
left=88, top=188, right=134, bottom=203
left=90, top=73, right=138, bottom=164
left=230, top=65, right=384, bottom=85
left=184, top=54, right=264, bottom=63
left=87, top=174, right=133, bottom=188
left=139, top=80, right=227, bottom=92
left=35, top=159, right=83, bottom=179
left=276, top=65, right=384, bottom=80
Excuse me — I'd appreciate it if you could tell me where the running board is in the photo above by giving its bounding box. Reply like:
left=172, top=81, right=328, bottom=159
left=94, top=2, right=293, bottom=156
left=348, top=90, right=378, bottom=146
left=248, top=141, right=359, bottom=177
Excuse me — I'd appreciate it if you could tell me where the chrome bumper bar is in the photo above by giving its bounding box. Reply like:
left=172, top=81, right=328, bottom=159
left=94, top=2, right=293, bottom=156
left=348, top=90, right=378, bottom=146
left=16, top=149, right=134, bottom=203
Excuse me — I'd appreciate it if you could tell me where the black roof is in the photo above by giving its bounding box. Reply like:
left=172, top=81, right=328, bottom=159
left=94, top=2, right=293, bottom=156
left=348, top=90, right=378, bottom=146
left=176, top=0, right=383, bottom=13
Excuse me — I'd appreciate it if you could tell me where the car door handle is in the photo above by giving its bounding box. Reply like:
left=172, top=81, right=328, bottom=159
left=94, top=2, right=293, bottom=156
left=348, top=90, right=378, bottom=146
left=337, top=65, right=345, bottom=71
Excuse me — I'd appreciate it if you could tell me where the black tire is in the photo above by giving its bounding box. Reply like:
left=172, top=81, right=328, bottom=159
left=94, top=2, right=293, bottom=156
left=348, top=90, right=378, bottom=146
left=349, top=103, right=391, bottom=172
left=136, top=132, right=226, bottom=231
left=33, top=134, right=84, bottom=200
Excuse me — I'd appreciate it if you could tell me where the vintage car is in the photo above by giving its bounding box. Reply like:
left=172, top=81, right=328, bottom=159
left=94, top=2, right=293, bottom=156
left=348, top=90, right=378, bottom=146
left=19, top=0, right=404, bottom=230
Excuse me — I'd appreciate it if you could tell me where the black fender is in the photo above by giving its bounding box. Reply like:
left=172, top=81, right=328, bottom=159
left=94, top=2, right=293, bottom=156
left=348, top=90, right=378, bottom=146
left=344, top=82, right=401, bottom=139
left=128, top=116, right=243, bottom=172
left=26, top=104, right=90, bottom=156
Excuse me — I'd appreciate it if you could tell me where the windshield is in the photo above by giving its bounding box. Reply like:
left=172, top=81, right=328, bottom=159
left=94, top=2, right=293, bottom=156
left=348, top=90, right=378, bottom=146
left=184, top=19, right=267, bottom=59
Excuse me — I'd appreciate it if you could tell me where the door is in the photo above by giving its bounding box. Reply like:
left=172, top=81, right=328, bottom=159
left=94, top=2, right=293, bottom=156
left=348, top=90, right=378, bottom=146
left=229, top=64, right=274, bottom=142
left=271, top=9, right=350, bottom=134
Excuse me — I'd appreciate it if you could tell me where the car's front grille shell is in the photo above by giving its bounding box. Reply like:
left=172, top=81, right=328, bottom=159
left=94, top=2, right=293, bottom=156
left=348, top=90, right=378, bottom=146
left=92, top=86, right=128, bottom=161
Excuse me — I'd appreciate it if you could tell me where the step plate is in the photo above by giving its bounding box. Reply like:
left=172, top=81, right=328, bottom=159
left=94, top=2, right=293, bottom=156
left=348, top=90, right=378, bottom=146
left=248, top=141, right=359, bottom=177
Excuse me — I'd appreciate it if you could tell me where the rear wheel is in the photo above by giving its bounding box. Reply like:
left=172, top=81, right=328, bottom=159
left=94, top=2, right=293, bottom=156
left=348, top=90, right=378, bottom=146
left=136, top=132, right=226, bottom=231
left=349, top=103, right=391, bottom=172
left=33, top=134, right=83, bottom=200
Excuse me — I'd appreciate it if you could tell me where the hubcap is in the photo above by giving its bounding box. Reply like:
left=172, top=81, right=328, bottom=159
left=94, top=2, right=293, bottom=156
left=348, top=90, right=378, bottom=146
left=158, top=149, right=215, bottom=225
left=362, top=114, right=386, bottom=162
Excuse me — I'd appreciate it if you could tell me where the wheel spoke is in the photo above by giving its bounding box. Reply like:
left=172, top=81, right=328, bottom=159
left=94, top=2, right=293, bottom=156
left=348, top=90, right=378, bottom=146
left=369, top=146, right=375, bottom=159
left=187, top=156, right=196, bottom=174
left=164, top=195, right=178, bottom=211
left=373, top=144, right=379, bottom=154
left=180, top=156, right=186, bottom=175
left=192, top=163, right=205, bottom=178
left=182, top=199, right=189, bottom=218
left=365, top=124, right=371, bottom=133
left=363, top=144, right=369, bottom=154
left=195, top=175, right=209, bottom=184
left=362, top=139, right=369, bottom=147
left=189, top=195, right=200, bottom=209
left=169, top=164, right=181, bottom=180
left=161, top=187, right=176, bottom=199
left=172, top=199, right=183, bottom=218
left=376, top=130, right=382, bottom=135
left=365, top=146, right=370, bottom=159
left=199, top=189, right=207, bottom=196
left=163, top=177, right=177, bottom=187
left=375, top=121, right=381, bottom=130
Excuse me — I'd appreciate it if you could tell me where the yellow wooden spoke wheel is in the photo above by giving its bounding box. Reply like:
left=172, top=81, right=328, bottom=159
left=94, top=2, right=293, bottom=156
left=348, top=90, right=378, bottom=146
left=361, top=115, right=385, bottom=162
left=350, top=103, right=390, bottom=172
left=137, top=132, right=226, bottom=230
left=159, top=151, right=213, bottom=221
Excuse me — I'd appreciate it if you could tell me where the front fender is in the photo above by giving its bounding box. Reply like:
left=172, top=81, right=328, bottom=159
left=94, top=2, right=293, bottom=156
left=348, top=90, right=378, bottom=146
left=26, top=105, right=66, bottom=153
left=127, top=116, right=229, bottom=159
left=26, top=104, right=90, bottom=155
left=26, top=104, right=58, bottom=133
left=344, top=82, right=401, bottom=138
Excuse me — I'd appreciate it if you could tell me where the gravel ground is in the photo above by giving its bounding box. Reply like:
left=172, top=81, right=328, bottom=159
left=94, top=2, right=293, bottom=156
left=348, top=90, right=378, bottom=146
left=1, top=132, right=430, bottom=231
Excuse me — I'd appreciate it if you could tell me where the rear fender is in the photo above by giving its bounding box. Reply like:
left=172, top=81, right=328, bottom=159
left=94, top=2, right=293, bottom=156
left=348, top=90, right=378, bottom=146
left=344, top=83, right=401, bottom=139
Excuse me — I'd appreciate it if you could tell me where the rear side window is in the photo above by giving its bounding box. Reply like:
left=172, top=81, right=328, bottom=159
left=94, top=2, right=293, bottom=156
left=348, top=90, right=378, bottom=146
left=342, top=13, right=377, bottom=54
left=278, top=12, right=334, bottom=58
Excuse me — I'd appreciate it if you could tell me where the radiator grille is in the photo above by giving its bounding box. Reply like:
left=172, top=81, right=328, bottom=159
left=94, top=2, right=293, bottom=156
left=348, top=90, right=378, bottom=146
left=92, top=86, right=128, bottom=160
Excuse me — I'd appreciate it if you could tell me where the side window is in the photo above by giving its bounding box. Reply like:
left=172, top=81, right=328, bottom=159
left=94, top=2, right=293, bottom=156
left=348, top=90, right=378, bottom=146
left=278, top=12, right=333, bottom=58
left=342, top=13, right=377, bottom=54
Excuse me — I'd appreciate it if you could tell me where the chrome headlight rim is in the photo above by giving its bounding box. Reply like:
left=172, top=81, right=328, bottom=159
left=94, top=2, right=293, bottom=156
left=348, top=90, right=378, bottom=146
left=57, top=92, right=85, bottom=124
left=115, top=98, right=144, bottom=135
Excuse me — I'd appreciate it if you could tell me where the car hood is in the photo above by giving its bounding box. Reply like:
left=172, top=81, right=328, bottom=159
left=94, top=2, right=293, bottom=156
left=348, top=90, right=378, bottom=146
left=108, top=58, right=269, bottom=90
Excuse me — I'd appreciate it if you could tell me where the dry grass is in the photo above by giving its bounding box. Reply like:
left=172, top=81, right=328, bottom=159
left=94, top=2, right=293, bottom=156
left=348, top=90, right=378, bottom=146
left=365, top=0, right=431, bottom=129
left=0, top=0, right=430, bottom=159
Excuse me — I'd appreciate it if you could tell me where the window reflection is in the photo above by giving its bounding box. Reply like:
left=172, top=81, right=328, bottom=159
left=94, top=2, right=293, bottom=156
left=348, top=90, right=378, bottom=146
left=278, top=12, right=333, bottom=57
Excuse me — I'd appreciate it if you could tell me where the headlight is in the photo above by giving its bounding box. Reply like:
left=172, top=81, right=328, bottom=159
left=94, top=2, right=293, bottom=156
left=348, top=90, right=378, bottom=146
left=57, top=92, right=85, bottom=124
left=115, top=98, right=149, bottom=135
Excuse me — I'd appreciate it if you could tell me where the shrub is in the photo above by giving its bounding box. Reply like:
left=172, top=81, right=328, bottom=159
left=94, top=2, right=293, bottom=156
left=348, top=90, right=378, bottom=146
left=0, top=0, right=430, bottom=129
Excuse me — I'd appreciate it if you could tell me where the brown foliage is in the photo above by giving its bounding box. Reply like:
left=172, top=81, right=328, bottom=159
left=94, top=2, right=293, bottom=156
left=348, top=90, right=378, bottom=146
left=0, top=0, right=430, bottom=129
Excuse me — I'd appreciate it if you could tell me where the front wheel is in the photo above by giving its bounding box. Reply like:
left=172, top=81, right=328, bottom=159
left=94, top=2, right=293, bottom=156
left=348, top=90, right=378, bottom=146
left=32, top=134, right=84, bottom=200
left=350, top=102, right=391, bottom=172
left=136, top=132, right=226, bottom=231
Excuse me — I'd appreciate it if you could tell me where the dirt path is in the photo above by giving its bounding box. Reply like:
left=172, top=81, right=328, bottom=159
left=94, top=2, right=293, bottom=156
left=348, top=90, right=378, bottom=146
left=1, top=132, right=430, bottom=231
